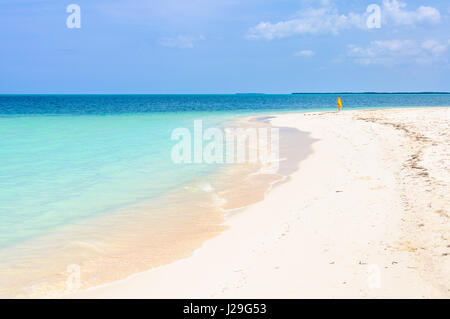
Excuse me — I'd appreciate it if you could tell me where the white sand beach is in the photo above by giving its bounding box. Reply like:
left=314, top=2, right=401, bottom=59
left=72, top=107, right=450, bottom=299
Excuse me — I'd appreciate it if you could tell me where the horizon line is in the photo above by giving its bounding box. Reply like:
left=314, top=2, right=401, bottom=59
left=0, top=92, right=449, bottom=96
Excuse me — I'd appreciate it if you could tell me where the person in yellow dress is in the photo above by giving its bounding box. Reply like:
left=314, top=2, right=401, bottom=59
left=337, top=96, right=343, bottom=111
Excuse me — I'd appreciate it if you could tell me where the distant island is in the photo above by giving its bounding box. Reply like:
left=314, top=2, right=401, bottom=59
left=235, top=93, right=266, bottom=95
left=291, top=92, right=450, bottom=95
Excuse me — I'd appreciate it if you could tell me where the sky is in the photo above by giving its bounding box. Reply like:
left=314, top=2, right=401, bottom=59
left=0, top=0, right=449, bottom=93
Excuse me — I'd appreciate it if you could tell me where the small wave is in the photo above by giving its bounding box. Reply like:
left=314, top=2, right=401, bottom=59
left=212, top=194, right=227, bottom=207
left=199, top=182, right=214, bottom=192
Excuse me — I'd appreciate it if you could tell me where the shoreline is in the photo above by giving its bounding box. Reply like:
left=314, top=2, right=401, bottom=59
left=72, top=107, right=449, bottom=298
left=0, top=112, right=312, bottom=298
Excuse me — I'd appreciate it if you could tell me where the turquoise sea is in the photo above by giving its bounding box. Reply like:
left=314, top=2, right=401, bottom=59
left=0, top=94, right=449, bottom=296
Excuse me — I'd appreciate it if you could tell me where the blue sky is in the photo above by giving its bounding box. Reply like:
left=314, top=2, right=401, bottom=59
left=0, top=0, right=449, bottom=93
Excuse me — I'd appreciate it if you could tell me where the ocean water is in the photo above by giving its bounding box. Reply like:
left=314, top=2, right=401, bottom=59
left=1, top=93, right=450, bottom=115
left=0, top=112, right=223, bottom=249
left=0, top=94, right=449, bottom=297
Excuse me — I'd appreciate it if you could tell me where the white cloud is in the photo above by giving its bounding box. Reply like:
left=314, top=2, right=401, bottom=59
left=347, top=39, right=448, bottom=65
left=294, top=50, right=315, bottom=57
left=421, top=40, right=447, bottom=55
left=247, top=6, right=364, bottom=40
left=247, top=0, right=441, bottom=40
left=382, top=0, right=440, bottom=25
left=159, top=35, right=205, bottom=49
